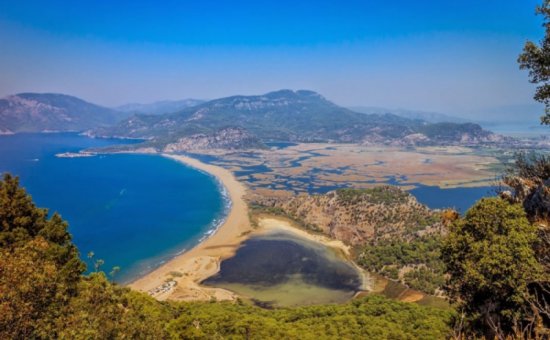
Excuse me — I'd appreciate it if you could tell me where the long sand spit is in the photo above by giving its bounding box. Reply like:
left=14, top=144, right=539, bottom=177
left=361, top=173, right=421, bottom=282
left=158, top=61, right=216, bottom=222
left=128, top=153, right=370, bottom=301
left=128, top=154, right=252, bottom=301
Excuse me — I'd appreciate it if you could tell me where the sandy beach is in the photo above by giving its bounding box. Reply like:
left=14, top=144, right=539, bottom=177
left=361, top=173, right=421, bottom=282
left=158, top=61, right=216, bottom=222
left=128, top=153, right=371, bottom=301
left=128, top=153, right=253, bottom=301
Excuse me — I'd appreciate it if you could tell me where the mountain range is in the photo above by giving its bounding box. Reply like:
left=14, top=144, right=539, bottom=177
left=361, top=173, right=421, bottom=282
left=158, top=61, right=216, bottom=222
left=0, top=90, right=504, bottom=150
left=92, top=89, right=502, bottom=150
left=0, top=93, right=127, bottom=134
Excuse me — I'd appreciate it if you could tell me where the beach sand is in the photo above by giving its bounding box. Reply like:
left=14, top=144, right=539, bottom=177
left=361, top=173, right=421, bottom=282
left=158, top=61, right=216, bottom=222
left=128, top=154, right=253, bottom=301
left=128, top=153, right=372, bottom=301
left=255, top=217, right=372, bottom=292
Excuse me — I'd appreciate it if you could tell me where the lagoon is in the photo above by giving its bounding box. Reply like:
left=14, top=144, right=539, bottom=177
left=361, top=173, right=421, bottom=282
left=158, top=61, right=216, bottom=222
left=203, top=230, right=364, bottom=307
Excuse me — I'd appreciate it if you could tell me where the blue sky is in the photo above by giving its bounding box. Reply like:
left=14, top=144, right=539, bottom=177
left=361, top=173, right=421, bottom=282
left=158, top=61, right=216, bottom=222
left=0, top=0, right=545, bottom=118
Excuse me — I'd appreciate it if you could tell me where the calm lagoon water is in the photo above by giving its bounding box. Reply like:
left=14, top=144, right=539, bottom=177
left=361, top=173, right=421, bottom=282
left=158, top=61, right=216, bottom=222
left=0, top=133, right=226, bottom=283
left=203, top=231, right=363, bottom=307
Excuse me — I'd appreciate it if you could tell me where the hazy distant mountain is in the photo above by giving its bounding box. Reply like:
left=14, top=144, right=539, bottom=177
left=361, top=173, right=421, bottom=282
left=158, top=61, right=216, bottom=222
left=115, top=99, right=205, bottom=115
left=350, top=106, right=468, bottom=124
left=0, top=93, right=126, bottom=134
left=93, top=89, right=499, bottom=149
left=95, top=89, right=418, bottom=142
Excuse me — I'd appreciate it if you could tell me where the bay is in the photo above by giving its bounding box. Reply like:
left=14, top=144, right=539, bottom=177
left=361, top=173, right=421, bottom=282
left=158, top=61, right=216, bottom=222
left=0, top=133, right=226, bottom=283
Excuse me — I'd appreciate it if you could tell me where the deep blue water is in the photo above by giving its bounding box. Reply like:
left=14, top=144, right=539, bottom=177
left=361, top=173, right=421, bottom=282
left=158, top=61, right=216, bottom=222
left=410, top=185, right=497, bottom=213
left=0, top=133, right=226, bottom=283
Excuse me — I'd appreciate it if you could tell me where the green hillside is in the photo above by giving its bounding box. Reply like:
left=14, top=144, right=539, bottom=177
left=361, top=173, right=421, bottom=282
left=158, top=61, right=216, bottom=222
left=94, top=89, right=493, bottom=148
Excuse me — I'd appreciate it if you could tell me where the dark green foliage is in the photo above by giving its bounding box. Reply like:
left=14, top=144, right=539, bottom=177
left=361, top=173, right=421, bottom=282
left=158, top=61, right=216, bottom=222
left=359, top=236, right=446, bottom=295
left=441, top=197, right=544, bottom=338
left=403, top=267, right=446, bottom=296
left=0, top=173, right=49, bottom=246
left=55, top=273, right=174, bottom=339
left=518, top=0, right=550, bottom=124
left=166, top=295, right=453, bottom=339
left=336, top=187, right=410, bottom=205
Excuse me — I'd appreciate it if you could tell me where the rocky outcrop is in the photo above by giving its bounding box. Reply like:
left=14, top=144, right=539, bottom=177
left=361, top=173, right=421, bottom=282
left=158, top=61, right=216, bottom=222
left=255, top=186, right=443, bottom=245
left=501, top=176, right=550, bottom=224
left=163, top=127, right=265, bottom=152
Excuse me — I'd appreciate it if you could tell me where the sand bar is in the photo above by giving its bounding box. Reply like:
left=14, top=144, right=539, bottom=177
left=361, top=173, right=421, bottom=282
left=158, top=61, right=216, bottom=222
left=128, top=153, right=253, bottom=301
left=128, top=153, right=371, bottom=301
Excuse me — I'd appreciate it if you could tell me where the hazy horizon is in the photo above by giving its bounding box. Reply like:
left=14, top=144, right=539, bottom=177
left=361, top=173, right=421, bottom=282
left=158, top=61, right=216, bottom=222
left=0, top=0, right=545, bottom=120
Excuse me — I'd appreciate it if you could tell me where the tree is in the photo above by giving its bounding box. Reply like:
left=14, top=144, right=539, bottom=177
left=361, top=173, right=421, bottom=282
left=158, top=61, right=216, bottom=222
left=0, top=173, right=174, bottom=338
left=441, top=198, right=544, bottom=338
left=0, top=174, right=85, bottom=288
left=0, top=237, right=66, bottom=338
left=0, top=174, right=85, bottom=338
left=519, top=0, right=550, bottom=124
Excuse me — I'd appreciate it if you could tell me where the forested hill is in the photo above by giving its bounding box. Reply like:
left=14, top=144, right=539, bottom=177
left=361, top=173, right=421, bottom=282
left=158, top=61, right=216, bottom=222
left=91, top=89, right=500, bottom=150
left=252, top=186, right=448, bottom=295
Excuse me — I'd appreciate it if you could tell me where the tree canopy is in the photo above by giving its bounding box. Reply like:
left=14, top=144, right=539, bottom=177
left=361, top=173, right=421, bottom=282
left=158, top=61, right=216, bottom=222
left=519, top=0, right=550, bottom=124
left=442, top=197, right=546, bottom=338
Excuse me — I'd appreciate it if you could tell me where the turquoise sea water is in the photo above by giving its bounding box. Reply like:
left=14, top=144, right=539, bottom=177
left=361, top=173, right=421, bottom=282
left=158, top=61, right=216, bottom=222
left=0, top=133, right=227, bottom=283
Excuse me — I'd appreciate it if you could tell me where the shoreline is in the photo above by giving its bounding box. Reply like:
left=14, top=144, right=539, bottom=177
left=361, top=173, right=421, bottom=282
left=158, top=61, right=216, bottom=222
left=128, top=153, right=253, bottom=301
left=127, top=153, right=371, bottom=301
left=254, top=217, right=372, bottom=292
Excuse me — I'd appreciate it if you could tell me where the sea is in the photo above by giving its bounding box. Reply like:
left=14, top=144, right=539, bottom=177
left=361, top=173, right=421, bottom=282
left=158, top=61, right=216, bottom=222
left=0, top=133, right=496, bottom=283
left=0, top=133, right=227, bottom=283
